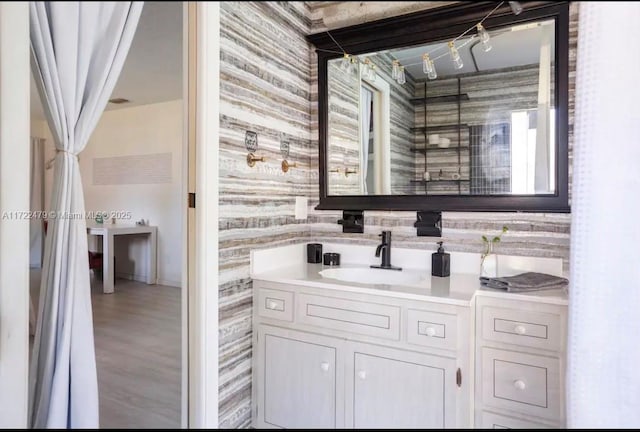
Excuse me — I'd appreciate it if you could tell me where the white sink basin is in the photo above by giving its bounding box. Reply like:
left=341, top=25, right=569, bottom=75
left=319, top=267, right=425, bottom=286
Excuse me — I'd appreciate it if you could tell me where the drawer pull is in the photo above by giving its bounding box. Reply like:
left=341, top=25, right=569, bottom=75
left=425, top=327, right=436, bottom=337
left=514, top=325, right=527, bottom=335
left=258, top=289, right=293, bottom=321
left=513, top=379, right=526, bottom=390
left=358, top=370, right=367, bottom=380
left=320, top=362, right=330, bottom=372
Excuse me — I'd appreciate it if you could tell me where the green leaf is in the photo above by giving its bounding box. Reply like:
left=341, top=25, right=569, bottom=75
left=481, top=235, right=488, bottom=242
left=502, top=226, right=509, bottom=233
left=493, top=237, right=501, bottom=243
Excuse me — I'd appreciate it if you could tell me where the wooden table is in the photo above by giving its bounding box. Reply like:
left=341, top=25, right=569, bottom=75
left=87, top=223, right=157, bottom=294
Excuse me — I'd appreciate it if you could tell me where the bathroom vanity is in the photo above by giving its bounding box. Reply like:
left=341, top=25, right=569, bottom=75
left=249, top=2, right=573, bottom=427
left=250, top=244, right=568, bottom=429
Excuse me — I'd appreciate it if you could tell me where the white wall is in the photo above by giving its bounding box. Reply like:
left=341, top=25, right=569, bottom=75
left=39, top=100, right=184, bottom=287
left=30, top=117, right=46, bottom=137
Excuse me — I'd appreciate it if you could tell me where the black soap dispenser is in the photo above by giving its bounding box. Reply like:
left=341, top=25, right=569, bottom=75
left=432, top=241, right=450, bottom=277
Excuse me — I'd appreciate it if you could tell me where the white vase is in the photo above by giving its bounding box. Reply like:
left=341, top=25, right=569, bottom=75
left=480, top=244, right=499, bottom=277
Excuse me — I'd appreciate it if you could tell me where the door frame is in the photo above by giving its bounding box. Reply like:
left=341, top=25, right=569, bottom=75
left=0, top=2, right=30, bottom=428
left=0, top=2, right=220, bottom=427
left=360, top=77, right=391, bottom=195
left=184, top=1, right=220, bottom=428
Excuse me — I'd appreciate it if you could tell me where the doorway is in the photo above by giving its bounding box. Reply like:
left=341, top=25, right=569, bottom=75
left=1, top=2, right=220, bottom=428
left=360, top=76, right=391, bottom=195
left=28, top=2, right=185, bottom=428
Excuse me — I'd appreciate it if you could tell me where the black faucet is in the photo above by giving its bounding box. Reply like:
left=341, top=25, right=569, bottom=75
left=370, top=231, right=402, bottom=271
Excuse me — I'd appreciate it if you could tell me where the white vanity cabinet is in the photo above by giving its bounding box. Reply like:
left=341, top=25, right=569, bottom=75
left=252, top=280, right=471, bottom=429
left=346, top=342, right=458, bottom=428
left=252, top=276, right=568, bottom=429
left=256, top=325, right=344, bottom=429
left=474, top=295, right=568, bottom=428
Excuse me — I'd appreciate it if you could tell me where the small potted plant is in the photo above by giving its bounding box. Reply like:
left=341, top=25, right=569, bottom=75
left=480, top=225, right=508, bottom=277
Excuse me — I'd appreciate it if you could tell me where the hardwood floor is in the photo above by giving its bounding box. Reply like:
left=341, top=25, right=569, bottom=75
left=30, top=270, right=181, bottom=429
left=91, top=278, right=181, bottom=429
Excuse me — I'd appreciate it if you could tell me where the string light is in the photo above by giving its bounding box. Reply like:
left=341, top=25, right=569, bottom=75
left=448, top=41, right=464, bottom=69
left=362, top=58, right=377, bottom=81
left=477, top=23, right=492, bottom=52
left=422, top=54, right=437, bottom=80
left=405, top=0, right=509, bottom=79
left=362, top=58, right=370, bottom=78
left=397, top=66, right=406, bottom=84
left=349, top=56, right=359, bottom=75
left=341, top=53, right=351, bottom=70
left=324, top=1, right=523, bottom=85
left=368, top=63, right=377, bottom=81
left=392, top=60, right=400, bottom=80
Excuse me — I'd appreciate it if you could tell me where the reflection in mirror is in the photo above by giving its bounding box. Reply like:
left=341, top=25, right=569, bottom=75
left=326, top=18, right=556, bottom=197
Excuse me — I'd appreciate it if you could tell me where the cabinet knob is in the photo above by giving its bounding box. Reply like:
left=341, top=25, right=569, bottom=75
left=320, top=362, right=330, bottom=372
left=358, top=370, right=367, bottom=380
left=425, top=327, right=436, bottom=337
left=267, top=301, right=278, bottom=310
left=513, top=379, right=526, bottom=390
left=514, top=325, right=527, bottom=335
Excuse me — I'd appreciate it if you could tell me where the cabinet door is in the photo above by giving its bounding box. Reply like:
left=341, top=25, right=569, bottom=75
left=256, top=325, right=343, bottom=429
left=346, top=342, right=459, bottom=429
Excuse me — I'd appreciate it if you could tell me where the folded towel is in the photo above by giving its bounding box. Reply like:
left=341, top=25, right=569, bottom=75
left=480, top=272, right=569, bottom=292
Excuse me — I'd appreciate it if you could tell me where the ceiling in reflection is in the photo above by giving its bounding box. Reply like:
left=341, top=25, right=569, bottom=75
left=389, top=20, right=555, bottom=80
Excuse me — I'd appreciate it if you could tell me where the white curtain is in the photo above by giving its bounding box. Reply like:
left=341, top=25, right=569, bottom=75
left=29, top=2, right=143, bottom=428
left=569, top=2, right=640, bottom=428
left=360, top=86, right=372, bottom=194
left=30, top=137, right=45, bottom=267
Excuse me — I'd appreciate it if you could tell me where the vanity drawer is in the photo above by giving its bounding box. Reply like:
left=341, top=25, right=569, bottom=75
left=480, top=410, right=557, bottom=429
left=257, top=288, right=294, bottom=322
left=297, top=293, right=400, bottom=340
left=406, top=309, right=457, bottom=350
left=481, top=347, right=562, bottom=421
left=480, top=302, right=563, bottom=351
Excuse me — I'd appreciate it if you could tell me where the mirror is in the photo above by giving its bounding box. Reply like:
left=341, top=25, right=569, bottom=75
left=309, top=2, right=569, bottom=212
left=327, top=19, right=556, bottom=197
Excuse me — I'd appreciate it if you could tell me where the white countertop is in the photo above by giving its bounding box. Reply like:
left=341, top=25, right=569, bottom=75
left=252, top=262, right=569, bottom=307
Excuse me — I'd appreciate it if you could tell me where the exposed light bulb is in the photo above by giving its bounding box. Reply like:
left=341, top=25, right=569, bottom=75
left=422, top=53, right=437, bottom=80
left=448, top=41, right=463, bottom=69
left=361, top=58, right=370, bottom=78
left=341, top=53, right=351, bottom=70
left=348, top=56, right=359, bottom=75
left=422, top=54, right=432, bottom=74
left=368, top=63, right=377, bottom=81
left=362, top=58, right=376, bottom=81
left=427, top=60, right=437, bottom=80
left=509, top=1, right=523, bottom=15
left=397, top=65, right=406, bottom=84
left=392, top=60, right=400, bottom=80
left=477, top=23, right=492, bottom=52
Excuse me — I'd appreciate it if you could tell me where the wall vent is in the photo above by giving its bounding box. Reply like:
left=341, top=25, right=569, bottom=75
left=108, top=98, right=130, bottom=104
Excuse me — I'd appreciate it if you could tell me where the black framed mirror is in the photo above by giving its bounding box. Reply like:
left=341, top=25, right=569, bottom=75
left=307, top=1, right=569, bottom=212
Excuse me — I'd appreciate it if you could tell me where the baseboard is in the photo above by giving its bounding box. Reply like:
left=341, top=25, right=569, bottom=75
left=157, top=279, right=181, bottom=288
left=115, top=271, right=180, bottom=288
left=115, top=272, right=147, bottom=284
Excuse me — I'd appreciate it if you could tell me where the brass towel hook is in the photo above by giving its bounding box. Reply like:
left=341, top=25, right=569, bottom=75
left=344, top=167, right=358, bottom=177
left=281, top=160, right=298, bottom=173
left=247, top=153, right=266, bottom=167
